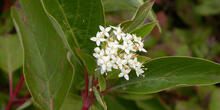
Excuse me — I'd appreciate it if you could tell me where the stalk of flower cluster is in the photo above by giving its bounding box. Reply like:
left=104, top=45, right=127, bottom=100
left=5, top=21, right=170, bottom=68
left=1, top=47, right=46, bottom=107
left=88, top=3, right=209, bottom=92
left=90, top=25, right=147, bottom=80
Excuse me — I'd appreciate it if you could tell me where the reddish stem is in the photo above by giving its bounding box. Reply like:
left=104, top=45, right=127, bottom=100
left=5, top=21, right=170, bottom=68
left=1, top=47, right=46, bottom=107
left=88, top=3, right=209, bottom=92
left=6, top=74, right=25, bottom=110
left=82, top=69, right=90, bottom=110
left=84, top=69, right=89, bottom=98
left=82, top=69, right=114, bottom=109
left=13, top=75, right=24, bottom=97
left=82, top=105, right=89, bottom=110
left=6, top=101, right=13, bottom=110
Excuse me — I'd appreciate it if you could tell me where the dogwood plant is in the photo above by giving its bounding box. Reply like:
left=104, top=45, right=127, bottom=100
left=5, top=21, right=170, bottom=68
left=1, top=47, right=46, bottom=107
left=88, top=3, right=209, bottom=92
left=91, top=25, right=147, bottom=80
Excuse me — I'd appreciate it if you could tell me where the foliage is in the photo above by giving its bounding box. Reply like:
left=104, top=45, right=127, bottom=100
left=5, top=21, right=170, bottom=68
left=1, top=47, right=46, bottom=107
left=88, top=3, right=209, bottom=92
left=0, top=0, right=219, bottom=110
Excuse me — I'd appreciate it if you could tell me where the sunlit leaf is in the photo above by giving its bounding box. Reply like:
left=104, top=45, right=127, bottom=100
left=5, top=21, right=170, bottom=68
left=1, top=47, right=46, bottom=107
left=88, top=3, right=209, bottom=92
left=131, top=22, right=157, bottom=38
left=0, top=35, right=23, bottom=73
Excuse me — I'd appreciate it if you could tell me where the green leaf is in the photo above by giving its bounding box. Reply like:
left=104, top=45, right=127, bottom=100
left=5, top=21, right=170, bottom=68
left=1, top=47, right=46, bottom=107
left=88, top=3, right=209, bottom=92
left=98, top=73, right=106, bottom=91
left=118, top=94, right=154, bottom=101
left=131, top=22, right=157, bottom=38
left=103, top=0, right=143, bottom=12
left=11, top=1, right=74, bottom=109
left=40, top=0, right=105, bottom=88
left=0, top=35, right=23, bottom=73
left=209, top=88, right=220, bottom=110
left=136, top=98, right=167, bottom=110
left=104, top=95, right=127, bottom=110
left=93, top=87, right=107, bottom=110
left=60, top=94, right=82, bottom=110
left=40, top=0, right=105, bottom=54
left=121, top=1, right=154, bottom=32
left=137, top=55, right=151, bottom=63
left=112, top=56, right=220, bottom=94
left=106, top=69, right=121, bottom=80
left=75, top=48, right=96, bottom=75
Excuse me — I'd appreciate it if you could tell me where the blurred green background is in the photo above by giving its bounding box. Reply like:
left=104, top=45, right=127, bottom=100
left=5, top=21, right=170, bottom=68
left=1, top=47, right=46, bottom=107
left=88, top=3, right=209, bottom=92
left=0, top=0, right=220, bottom=110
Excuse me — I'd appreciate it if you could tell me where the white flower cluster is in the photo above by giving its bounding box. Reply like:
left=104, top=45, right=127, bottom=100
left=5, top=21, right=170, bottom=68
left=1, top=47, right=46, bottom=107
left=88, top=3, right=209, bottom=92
left=90, top=25, right=147, bottom=80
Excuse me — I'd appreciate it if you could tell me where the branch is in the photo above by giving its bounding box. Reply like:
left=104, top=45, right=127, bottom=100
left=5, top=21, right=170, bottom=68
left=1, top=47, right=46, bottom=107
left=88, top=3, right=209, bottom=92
left=6, top=74, right=25, bottom=110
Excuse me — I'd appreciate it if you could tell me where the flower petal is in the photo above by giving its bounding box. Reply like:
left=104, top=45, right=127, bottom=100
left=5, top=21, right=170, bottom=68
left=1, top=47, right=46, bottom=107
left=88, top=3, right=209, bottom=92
left=99, top=25, right=104, bottom=31
left=124, top=74, right=129, bottom=80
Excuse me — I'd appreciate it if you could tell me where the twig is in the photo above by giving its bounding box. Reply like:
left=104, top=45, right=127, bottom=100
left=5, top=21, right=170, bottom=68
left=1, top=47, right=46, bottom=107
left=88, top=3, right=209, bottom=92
left=13, top=75, right=24, bottom=97
left=6, top=74, right=25, bottom=110
left=82, top=69, right=90, bottom=110
left=84, top=69, right=89, bottom=98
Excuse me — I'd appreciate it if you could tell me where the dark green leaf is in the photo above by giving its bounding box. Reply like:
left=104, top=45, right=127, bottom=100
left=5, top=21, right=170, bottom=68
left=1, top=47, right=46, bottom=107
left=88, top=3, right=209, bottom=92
left=132, top=22, right=157, bottom=38
left=118, top=94, right=154, bottom=101
left=136, top=98, right=167, bottom=110
left=103, top=0, right=142, bottom=12
left=11, top=0, right=74, bottom=109
left=121, top=1, right=154, bottom=32
left=0, top=35, right=23, bottom=73
left=40, top=0, right=105, bottom=88
left=104, top=95, right=127, bottom=110
left=75, top=48, right=96, bottom=75
left=98, top=73, right=106, bottom=91
left=113, top=56, right=220, bottom=94
left=40, top=0, right=105, bottom=54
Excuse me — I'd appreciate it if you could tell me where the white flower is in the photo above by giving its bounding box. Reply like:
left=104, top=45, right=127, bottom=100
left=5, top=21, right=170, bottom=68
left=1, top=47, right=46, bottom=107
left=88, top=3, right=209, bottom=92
left=93, top=49, right=104, bottom=59
left=122, top=33, right=132, bottom=44
left=120, top=42, right=132, bottom=54
left=116, top=57, right=126, bottom=69
left=118, top=69, right=131, bottom=80
left=133, top=34, right=142, bottom=43
left=128, top=57, right=138, bottom=68
left=98, top=56, right=111, bottom=74
left=99, top=25, right=111, bottom=37
left=94, top=47, right=101, bottom=53
left=124, top=54, right=133, bottom=64
left=113, top=26, right=126, bottom=40
left=135, top=68, right=144, bottom=77
left=106, top=41, right=119, bottom=54
left=136, top=42, right=147, bottom=52
left=91, top=25, right=148, bottom=80
left=90, top=32, right=106, bottom=46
